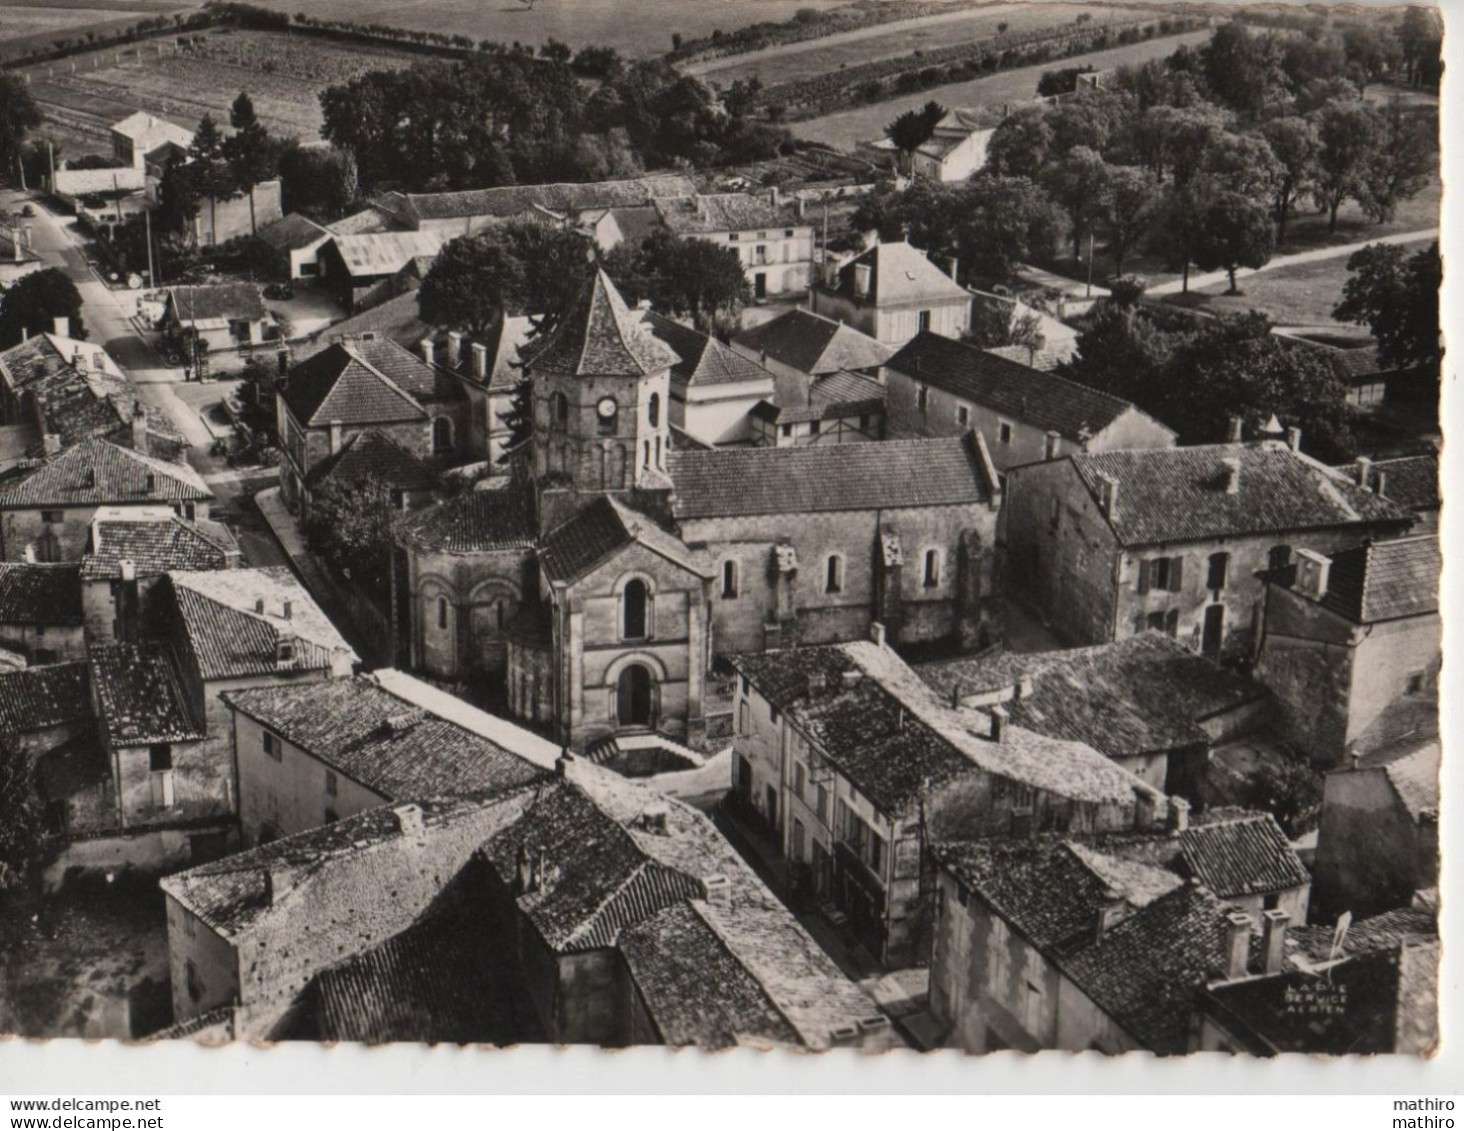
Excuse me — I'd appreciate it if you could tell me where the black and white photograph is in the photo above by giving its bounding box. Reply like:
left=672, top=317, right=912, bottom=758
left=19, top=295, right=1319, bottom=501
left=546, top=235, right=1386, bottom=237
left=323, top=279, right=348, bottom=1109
left=0, top=0, right=1445, bottom=1068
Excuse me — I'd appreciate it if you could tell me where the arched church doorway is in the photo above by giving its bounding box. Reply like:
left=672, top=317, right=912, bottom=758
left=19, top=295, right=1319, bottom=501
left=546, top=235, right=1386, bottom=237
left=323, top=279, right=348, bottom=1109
left=616, top=663, right=654, bottom=729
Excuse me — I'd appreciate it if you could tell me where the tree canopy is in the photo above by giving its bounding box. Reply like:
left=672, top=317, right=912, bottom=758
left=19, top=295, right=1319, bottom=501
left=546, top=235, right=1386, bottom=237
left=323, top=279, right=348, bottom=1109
left=0, top=74, right=42, bottom=185
left=1334, top=241, right=1441, bottom=375
left=0, top=268, right=87, bottom=348
left=0, top=734, right=44, bottom=892
left=604, top=229, right=749, bottom=335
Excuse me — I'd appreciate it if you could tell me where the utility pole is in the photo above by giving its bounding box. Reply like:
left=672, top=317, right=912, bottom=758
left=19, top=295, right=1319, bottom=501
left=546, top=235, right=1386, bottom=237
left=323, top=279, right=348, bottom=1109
left=1085, top=228, right=1094, bottom=298
left=144, top=204, right=157, bottom=287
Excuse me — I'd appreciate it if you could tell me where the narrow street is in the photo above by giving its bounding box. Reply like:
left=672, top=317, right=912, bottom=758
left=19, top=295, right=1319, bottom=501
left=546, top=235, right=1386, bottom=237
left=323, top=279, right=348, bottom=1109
left=2, top=186, right=287, bottom=569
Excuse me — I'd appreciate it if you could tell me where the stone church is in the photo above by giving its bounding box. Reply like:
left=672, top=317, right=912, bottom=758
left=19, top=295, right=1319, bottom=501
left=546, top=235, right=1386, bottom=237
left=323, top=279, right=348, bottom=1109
left=392, top=269, right=1002, bottom=752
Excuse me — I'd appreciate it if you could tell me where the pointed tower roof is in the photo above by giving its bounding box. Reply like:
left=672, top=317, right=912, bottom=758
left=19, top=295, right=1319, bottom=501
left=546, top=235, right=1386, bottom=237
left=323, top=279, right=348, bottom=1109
left=526, top=269, right=679, bottom=379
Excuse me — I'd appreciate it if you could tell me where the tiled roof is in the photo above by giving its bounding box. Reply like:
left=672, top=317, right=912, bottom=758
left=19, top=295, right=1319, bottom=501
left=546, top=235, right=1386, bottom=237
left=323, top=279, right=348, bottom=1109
left=224, top=676, right=545, bottom=802
left=0, top=562, right=82, bottom=625
left=1367, top=454, right=1439, bottom=512
left=166, top=284, right=267, bottom=325
left=668, top=434, right=994, bottom=518
left=1371, top=739, right=1440, bottom=821
left=524, top=269, right=678, bottom=379
left=732, top=309, right=892, bottom=376
left=0, top=662, right=90, bottom=735
left=325, top=204, right=400, bottom=236
left=887, top=331, right=1150, bottom=441
left=1178, top=814, right=1310, bottom=898
left=298, top=293, right=429, bottom=360
left=343, top=336, right=463, bottom=405
left=539, top=495, right=710, bottom=585
left=111, top=111, right=192, bottom=150
left=752, top=370, right=887, bottom=424
left=90, top=642, right=204, bottom=747
left=617, top=903, right=803, bottom=1049
left=1320, top=535, right=1439, bottom=623
left=166, top=567, right=356, bottom=680
left=307, top=429, right=437, bottom=494
left=643, top=312, right=775, bottom=389
left=1067, top=444, right=1413, bottom=547
left=1061, top=882, right=1248, bottom=1055
left=399, top=483, right=535, bottom=553
left=831, top=240, right=969, bottom=306
left=279, top=343, right=428, bottom=428
left=386, top=174, right=697, bottom=222
left=326, top=231, right=445, bottom=278
left=256, top=212, right=330, bottom=253
left=1290, top=906, right=1437, bottom=964
left=735, top=641, right=1155, bottom=816
left=80, top=516, right=236, bottom=580
left=917, top=633, right=1261, bottom=759
left=654, top=192, right=802, bottom=236
left=0, top=439, right=210, bottom=509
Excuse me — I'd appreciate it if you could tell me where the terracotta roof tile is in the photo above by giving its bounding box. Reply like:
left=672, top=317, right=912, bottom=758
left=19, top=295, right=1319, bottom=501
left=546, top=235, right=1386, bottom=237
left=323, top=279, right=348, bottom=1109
left=525, top=270, right=678, bottom=379
left=1367, top=454, right=1439, bottom=512
left=80, top=517, right=237, bottom=580
left=399, top=484, right=536, bottom=553
left=540, top=496, right=710, bottom=584
left=166, top=283, right=267, bottom=324
left=0, top=562, right=82, bottom=625
left=0, top=661, right=90, bottom=735
left=387, top=175, right=696, bottom=223
left=732, top=309, right=892, bottom=376
left=831, top=240, right=968, bottom=306
left=1320, top=535, right=1439, bottom=622
left=280, top=343, right=428, bottom=428
left=90, top=642, right=204, bottom=747
left=644, top=312, right=775, bottom=389
left=654, top=192, right=801, bottom=236
left=307, top=429, right=437, bottom=494
left=0, top=439, right=210, bottom=509
left=1178, top=814, right=1310, bottom=898
left=256, top=213, right=330, bottom=253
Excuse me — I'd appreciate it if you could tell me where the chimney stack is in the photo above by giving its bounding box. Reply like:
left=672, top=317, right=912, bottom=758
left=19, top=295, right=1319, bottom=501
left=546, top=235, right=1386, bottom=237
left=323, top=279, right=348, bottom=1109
left=1286, top=426, right=1302, bottom=452
left=120, top=559, right=136, bottom=582
left=1168, top=795, right=1190, bottom=834
left=1226, top=415, right=1244, bottom=443
left=129, top=399, right=148, bottom=455
left=945, top=255, right=959, bottom=283
left=1262, top=909, right=1290, bottom=975
left=1016, top=675, right=1033, bottom=699
left=282, top=599, right=293, bottom=620
left=447, top=330, right=465, bottom=369
left=255, top=598, right=266, bottom=614
left=419, top=337, right=435, bottom=366
left=1224, top=912, right=1252, bottom=980
left=391, top=803, right=424, bottom=837
left=329, top=419, right=343, bottom=455
left=1221, top=457, right=1241, bottom=495
left=1354, top=456, right=1372, bottom=489
left=1044, top=430, right=1061, bottom=460
left=1095, top=888, right=1125, bottom=942
left=854, top=262, right=872, bottom=300
left=52, top=315, right=70, bottom=338
left=701, top=874, right=732, bottom=908
left=472, top=342, right=488, bottom=382
left=264, top=862, right=291, bottom=906
left=870, top=621, right=886, bottom=648
left=990, top=705, right=1009, bottom=744
left=1374, top=470, right=1388, bottom=497
left=1097, top=472, right=1119, bottom=516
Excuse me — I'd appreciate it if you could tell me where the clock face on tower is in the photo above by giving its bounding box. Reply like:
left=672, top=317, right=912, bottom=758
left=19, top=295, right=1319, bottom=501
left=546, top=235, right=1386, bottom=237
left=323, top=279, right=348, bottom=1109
left=597, top=397, right=617, bottom=419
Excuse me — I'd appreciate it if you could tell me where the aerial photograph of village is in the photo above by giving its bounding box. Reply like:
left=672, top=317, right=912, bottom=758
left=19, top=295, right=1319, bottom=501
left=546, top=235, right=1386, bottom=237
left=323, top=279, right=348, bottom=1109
left=0, top=0, right=1442, bottom=1059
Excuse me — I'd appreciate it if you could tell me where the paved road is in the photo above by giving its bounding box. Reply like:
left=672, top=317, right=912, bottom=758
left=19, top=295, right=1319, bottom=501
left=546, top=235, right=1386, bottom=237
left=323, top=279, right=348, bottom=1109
left=1147, top=228, right=1439, bottom=297
left=3, top=186, right=288, bottom=569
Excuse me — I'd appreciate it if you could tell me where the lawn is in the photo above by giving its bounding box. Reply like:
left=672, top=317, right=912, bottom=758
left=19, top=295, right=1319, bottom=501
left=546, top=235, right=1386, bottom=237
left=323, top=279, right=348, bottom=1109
left=0, top=875, right=172, bottom=1039
left=690, top=2, right=1121, bottom=86
left=788, top=27, right=1212, bottom=150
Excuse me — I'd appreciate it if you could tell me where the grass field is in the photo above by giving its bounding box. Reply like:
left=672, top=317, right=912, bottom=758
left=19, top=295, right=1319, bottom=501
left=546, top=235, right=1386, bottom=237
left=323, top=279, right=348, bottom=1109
left=242, top=0, right=847, bottom=58
left=690, top=3, right=1127, bottom=86
left=788, top=27, right=1212, bottom=149
left=0, top=0, right=189, bottom=60
left=24, top=28, right=429, bottom=155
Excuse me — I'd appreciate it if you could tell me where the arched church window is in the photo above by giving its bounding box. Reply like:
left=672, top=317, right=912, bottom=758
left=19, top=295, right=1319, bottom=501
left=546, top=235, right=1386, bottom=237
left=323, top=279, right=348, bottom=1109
left=648, top=392, right=660, bottom=428
left=622, top=578, right=649, bottom=640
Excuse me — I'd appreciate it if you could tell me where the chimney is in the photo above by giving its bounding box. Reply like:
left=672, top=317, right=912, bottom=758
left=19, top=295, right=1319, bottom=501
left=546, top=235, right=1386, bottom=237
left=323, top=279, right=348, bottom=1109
left=945, top=255, right=959, bottom=283
left=990, top=705, right=1009, bottom=743
left=1261, top=909, right=1290, bottom=975
left=263, top=862, right=291, bottom=905
left=255, top=598, right=266, bottom=614
left=447, top=330, right=464, bottom=369
left=390, top=803, right=424, bottom=837
left=472, top=342, right=488, bottom=381
left=418, top=337, right=435, bottom=366
left=796, top=195, right=807, bottom=220
left=870, top=621, right=886, bottom=648
left=74, top=346, right=88, bottom=372
left=1374, top=470, right=1388, bottom=497
left=1293, top=548, right=1332, bottom=600
left=120, top=559, right=136, bottom=582
left=1168, top=795, right=1190, bottom=834
left=1015, top=675, right=1034, bottom=699
left=556, top=749, right=575, bottom=778
left=130, top=402, right=148, bottom=454
left=1044, top=430, right=1061, bottom=460
left=1354, top=456, right=1372, bottom=489
left=144, top=472, right=157, bottom=495
left=1226, top=415, right=1244, bottom=443
left=1221, top=457, right=1241, bottom=495
left=1097, top=472, right=1118, bottom=516
left=328, top=419, right=343, bottom=455
left=854, top=262, right=872, bottom=299
left=282, top=599, right=293, bottom=620
left=1095, top=888, right=1125, bottom=942
left=1285, top=426, right=1302, bottom=452
left=1224, top=912, right=1252, bottom=980
left=52, top=315, right=70, bottom=338
left=701, top=874, right=732, bottom=908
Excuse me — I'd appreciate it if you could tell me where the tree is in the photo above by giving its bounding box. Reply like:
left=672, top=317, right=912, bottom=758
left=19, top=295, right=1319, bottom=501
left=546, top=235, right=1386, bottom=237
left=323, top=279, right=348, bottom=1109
left=1192, top=190, right=1275, bottom=294
left=1061, top=299, right=1179, bottom=405
left=0, top=73, right=42, bottom=188
left=277, top=143, right=355, bottom=220
left=1342, top=24, right=1401, bottom=91
left=1259, top=116, right=1319, bottom=246
left=188, top=114, right=236, bottom=245
left=0, top=268, right=87, bottom=347
left=1102, top=166, right=1157, bottom=276
left=984, top=104, right=1052, bottom=179
left=1149, top=182, right=1206, bottom=293
left=1397, top=6, right=1443, bottom=88
left=418, top=236, right=527, bottom=339
left=1199, top=132, right=1281, bottom=206
left=1140, top=103, right=1230, bottom=186
left=884, top=100, right=946, bottom=173
left=1334, top=241, right=1441, bottom=375
left=1044, top=147, right=1109, bottom=260
left=304, top=474, right=406, bottom=608
left=0, top=735, right=44, bottom=892
left=604, top=228, right=749, bottom=334
left=1200, top=23, right=1285, bottom=122
left=967, top=298, right=1044, bottom=365
left=155, top=156, right=201, bottom=241
left=1312, top=100, right=1381, bottom=233
left=224, top=92, right=275, bottom=235
left=1360, top=98, right=1436, bottom=223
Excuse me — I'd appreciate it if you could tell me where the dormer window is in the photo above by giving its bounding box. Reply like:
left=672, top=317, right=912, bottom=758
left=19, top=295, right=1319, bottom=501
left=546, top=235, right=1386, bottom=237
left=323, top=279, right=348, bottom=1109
left=276, top=639, right=296, bottom=664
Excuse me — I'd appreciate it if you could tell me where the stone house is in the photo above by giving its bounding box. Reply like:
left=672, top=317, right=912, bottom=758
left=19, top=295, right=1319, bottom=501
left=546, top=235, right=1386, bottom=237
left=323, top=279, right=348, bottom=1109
left=110, top=111, right=193, bottom=172
left=1254, top=535, right=1439, bottom=765
left=1343, top=453, right=1438, bottom=532
left=883, top=331, right=1174, bottom=472
left=191, top=181, right=284, bottom=247
left=643, top=312, right=775, bottom=446
left=276, top=337, right=468, bottom=516
left=811, top=240, right=971, bottom=347
left=226, top=669, right=552, bottom=846
left=1003, top=439, right=1415, bottom=660
left=0, top=561, right=85, bottom=663
left=254, top=213, right=333, bottom=281
left=928, top=829, right=1306, bottom=1054
left=747, top=369, right=886, bottom=449
left=653, top=192, right=816, bottom=300
left=0, top=439, right=213, bottom=563
left=161, top=284, right=273, bottom=356
left=731, top=308, right=893, bottom=398
left=1311, top=736, right=1438, bottom=920
left=731, top=634, right=1168, bottom=966
left=916, top=632, right=1268, bottom=800
left=909, top=117, right=994, bottom=182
